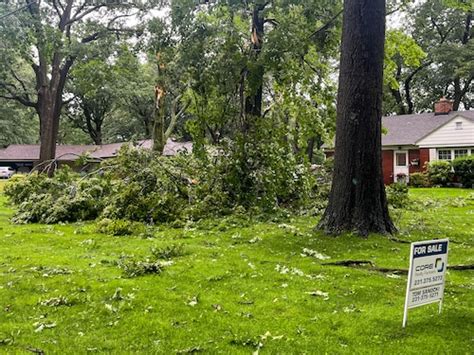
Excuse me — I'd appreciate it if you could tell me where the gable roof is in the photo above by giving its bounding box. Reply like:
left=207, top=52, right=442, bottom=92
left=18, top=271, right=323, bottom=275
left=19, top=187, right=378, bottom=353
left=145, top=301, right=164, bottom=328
left=0, top=139, right=192, bottom=162
left=382, top=111, right=474, bottom=146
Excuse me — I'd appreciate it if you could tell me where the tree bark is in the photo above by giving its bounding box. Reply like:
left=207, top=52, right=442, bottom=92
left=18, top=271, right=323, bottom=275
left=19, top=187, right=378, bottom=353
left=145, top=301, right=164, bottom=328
left=243, top=2, right=266, bottom=132
left=318, top=0, right=395, bottom=236
left=306, top=137, right=315, bottom=163
left=152, top=85, right=166, bottom=154
left=28, top=0, right=75, bottom=172
left=453, top=11, right=472, bottom=111
left=389, top=64, right=406, bottom=115
left=37, top=92, right=59, bottom=170
left=390, top=88, right=406, bottom=115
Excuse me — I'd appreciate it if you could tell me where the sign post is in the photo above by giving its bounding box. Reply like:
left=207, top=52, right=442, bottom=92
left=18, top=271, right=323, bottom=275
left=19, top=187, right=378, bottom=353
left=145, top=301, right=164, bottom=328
left=403, top=239, right=449, bottom=327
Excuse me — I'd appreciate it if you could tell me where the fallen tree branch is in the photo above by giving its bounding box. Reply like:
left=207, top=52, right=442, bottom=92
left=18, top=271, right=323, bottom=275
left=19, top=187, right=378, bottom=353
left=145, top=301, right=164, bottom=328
left=323, top=260, right=474, bottom=273
left=388, top=236, right=411, bottom=244
left=374, top=267, right=407, bottom=274
left=448, top=264, right=474, bottom=271
left=389, top=236, right=463, bottom=245
left=323, top=260, right=375, bottom=267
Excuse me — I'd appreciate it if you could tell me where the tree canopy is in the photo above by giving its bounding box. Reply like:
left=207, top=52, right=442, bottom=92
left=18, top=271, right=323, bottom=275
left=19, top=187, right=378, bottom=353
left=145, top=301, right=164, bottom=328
left=0, top=0, right=471, bottom=165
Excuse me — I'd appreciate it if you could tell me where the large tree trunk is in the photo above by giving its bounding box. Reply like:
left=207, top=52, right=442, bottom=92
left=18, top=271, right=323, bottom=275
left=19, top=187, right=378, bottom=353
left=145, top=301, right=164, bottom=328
left=37, top=86, right=63, bottom=174
left=32, top=0, right=74, bottom=172
left=318, top=0, right=395, bottom=236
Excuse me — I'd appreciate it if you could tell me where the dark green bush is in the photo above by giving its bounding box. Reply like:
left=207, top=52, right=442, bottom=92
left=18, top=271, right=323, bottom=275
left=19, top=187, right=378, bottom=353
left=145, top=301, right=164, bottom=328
left=386, top=182, right=409, bottom=209
left=427, top=160, right=452, bottom=186
left=409, top=172, right=430, bottom=187
left=452, top=155, right=474, bottom=188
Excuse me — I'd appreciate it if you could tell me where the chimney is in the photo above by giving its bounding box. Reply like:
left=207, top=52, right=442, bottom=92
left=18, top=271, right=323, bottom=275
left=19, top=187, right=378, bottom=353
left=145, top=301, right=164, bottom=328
left=434, top=97, right=454, bottom=115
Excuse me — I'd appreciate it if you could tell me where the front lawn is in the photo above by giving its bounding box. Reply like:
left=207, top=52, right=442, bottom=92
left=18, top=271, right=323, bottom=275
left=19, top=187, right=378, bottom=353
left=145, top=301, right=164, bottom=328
left=0, top=187, right=473, bottom=353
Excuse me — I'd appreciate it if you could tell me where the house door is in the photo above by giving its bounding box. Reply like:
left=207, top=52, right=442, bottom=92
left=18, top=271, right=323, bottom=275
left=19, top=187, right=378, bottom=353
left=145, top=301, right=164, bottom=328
left=394, top=151, right=409, bottom=183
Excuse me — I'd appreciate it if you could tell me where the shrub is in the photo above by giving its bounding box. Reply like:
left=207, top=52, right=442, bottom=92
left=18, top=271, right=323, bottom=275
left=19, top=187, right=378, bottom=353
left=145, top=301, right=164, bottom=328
left=396, top=173, right=408, bottom=184
left=386, top=182, right=409, bottom=209
left=118, top=259, right=165, bottom=278
left=427, top=160, right=452, bottom=186
left=409, top=172, right=430, bottom=187
left=150, top=244, right=186, bottom=259
left=452, top=155, right=474, bottom=188
left=96, top=218, right=145, bottom=236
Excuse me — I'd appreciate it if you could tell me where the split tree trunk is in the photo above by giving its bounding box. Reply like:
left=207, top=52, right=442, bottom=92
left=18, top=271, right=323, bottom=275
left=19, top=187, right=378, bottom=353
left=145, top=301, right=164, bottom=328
left=242, top=2, right=266, bottom=133
left=245, top=4, right=264, bottom=118
left=152, top=85, right=166, bottom=154
left=453, top=11, right=472, bottom=111
left=318, top=0, right=395, bottom=236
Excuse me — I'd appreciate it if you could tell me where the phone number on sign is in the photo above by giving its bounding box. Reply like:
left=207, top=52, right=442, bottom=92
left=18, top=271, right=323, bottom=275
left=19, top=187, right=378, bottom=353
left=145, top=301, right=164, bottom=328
left=413, top=275, right=443, bottom=286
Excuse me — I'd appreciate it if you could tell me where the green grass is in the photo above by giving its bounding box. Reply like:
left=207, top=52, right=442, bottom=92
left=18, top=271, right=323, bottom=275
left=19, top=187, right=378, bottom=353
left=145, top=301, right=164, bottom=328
left=0, top=185, right=473, bottom=354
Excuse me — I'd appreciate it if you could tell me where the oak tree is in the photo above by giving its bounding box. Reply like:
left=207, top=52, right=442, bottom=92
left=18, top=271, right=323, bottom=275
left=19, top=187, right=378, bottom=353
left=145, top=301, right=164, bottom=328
left=0, top=0, right=158, bottom=171
left=318, top=0, right=396, bottom=236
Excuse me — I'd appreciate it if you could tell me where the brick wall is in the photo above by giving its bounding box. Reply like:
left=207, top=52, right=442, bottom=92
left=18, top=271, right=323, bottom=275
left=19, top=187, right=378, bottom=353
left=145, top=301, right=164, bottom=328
left=331, top=148, right=429, bottom=185
left=325, top=151, right=334, bottom=159
left=419, top=148, right=430, bottom=171
left=408, top=149, right=421, bottom=174
left=382, top=150, right=394, bottom=185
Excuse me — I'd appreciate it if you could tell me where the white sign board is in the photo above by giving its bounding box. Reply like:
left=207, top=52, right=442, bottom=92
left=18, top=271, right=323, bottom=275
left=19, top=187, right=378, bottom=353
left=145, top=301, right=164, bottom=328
left=403, top=239, right=449, bottom=327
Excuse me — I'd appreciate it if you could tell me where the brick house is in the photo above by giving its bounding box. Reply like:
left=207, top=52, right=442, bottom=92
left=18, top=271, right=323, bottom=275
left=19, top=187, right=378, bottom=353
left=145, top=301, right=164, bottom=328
left=326, top=98, right=474, bottom=184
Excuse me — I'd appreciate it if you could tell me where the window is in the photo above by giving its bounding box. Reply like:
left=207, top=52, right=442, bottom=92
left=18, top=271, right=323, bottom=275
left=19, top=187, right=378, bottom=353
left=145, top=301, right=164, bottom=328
left=455, top=122, right=463, bottom=130
left=454, top=149, right=468, bottom=158
left=396, top=152, right=407, bottom=166
left=438, top=150, right=452, bottom=160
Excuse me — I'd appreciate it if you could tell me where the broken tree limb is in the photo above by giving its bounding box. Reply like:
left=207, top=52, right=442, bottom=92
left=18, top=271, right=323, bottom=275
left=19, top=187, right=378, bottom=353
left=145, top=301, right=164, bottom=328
left=388, top=236, right=411, bottom=244
left=323, top=260, right=474, bottom=273
left=448, top=264, right=474, bottom=271
left=323, top=260, right=375, bottom=267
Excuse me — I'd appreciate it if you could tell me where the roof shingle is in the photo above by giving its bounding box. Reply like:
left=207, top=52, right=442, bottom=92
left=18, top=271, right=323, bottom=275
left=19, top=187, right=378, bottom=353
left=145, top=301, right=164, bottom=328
left=382, top=111, right=474, bottom=146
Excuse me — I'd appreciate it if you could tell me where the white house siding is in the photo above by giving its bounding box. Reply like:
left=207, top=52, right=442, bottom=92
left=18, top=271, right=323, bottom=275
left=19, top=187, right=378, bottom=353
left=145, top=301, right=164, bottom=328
left=417, top=116, right=474, bottom=148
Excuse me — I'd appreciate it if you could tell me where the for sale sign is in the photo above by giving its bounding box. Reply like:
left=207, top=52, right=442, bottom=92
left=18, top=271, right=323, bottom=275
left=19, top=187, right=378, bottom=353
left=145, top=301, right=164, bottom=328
left=403, top=239, right=449, bottom=327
